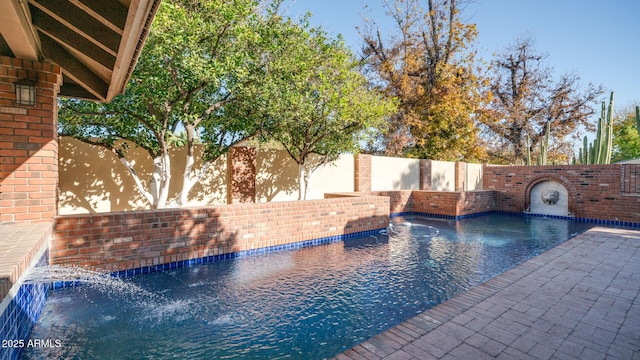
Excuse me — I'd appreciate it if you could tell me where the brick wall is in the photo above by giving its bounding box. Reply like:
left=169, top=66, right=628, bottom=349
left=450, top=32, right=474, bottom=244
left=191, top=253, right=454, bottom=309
left=412, top=191, right=496, bottom=216
left=454, top=162, right=466, bottom=191
left=356, top=190, right=496, bottom=218
left=0, top=56, right=62, bottom=223
left=419, top=160, right=432, bottom=190
left=51, top=195, right=389, bottom=272
left=368, top=191, right=413, bottom=214
left=484, top=164, right=640, bottom=223
left=354, top=154, right=371, bottom=192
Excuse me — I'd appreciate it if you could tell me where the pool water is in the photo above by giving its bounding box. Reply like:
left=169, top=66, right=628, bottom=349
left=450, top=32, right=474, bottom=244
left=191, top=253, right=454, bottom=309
left=24, top=214, right=592, bottom=359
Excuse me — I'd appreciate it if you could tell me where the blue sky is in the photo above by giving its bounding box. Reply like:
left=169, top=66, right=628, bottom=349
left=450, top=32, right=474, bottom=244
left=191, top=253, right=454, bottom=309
left=283, top=0, right=640, bottom=113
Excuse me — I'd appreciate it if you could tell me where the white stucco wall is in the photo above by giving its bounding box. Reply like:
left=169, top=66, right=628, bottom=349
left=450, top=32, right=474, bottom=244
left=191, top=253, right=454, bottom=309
left=465, top=163, right=483, bottom=190
left=305, top=154, right=355, bottom=200
left=430, top=160, right=455, bottom=191
left=370, top=155, right=420, bottom=191
left=256, top=151, right=354, bottom=202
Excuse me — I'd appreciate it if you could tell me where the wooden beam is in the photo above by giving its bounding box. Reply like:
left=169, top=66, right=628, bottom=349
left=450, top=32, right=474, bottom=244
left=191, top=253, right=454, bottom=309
left=70, top=0, right=128, bottom=35
left=29, top=0, right=121, bottom=54
left=108, top=0, right=160, bottom=101
left=0, top=0, right=39, bottom=60
left=39, top=33, right=108, bottom=101
left=32, top=7, right=116, bottom=69
left=58, top=82, right=100, bottom=101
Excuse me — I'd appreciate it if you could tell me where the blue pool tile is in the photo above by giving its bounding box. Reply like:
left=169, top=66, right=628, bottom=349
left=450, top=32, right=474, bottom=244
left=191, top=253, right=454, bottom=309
left=0, top=252, right=50, bottom=360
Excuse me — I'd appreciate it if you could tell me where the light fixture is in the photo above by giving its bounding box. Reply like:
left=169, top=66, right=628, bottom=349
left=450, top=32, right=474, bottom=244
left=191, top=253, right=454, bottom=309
left=15, top=79, right=36, bottom=106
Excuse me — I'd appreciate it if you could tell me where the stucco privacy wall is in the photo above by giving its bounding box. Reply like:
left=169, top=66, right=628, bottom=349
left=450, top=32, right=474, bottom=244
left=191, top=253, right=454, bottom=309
left=59, top=137, right=228, bottom=213
left=430, top=160, right=456, bottom=191
left=51, top=195, right=389, bottom=272
left=255, top=150, right=354, bottom=202
left=465, top=163, right=483, bottom=191
left=58, top=139, right=356, bottom=213
left=370, top=155, right=420, bottom=191
left=483, top=164, right=640, bottom=223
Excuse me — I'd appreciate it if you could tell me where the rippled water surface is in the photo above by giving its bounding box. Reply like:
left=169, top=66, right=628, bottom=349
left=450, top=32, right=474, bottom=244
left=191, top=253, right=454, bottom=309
left=24, top=214, right=592, bottom=359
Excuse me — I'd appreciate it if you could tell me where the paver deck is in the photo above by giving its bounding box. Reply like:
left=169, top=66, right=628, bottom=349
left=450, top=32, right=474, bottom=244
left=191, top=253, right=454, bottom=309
left=334, top=227, right=640, bottom=360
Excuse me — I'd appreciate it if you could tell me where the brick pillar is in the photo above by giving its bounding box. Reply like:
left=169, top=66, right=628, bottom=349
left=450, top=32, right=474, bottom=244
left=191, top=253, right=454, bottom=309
left=419, top=159, right=432, bottom=190
left=455, top=161, right=466, bottom=191
left=226, top=146, right=256, bottom=204
left=0, top=57, right=62, bottom=224
left=354, top=154, right=371, bottom=192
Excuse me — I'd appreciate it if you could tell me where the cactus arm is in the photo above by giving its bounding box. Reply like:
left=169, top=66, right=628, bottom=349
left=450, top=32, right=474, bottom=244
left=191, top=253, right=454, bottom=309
left=595, top=102, right=604, bottom=164
left=605, top=92, right=614, bottom=164
left=526, top=135, right=531, bottom=165
left=635, top=106, right=640, bottom=137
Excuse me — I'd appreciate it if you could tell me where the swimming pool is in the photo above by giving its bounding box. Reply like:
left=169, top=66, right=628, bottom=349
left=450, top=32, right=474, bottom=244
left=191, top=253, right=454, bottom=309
left=23, top=214, right=592, bottom=359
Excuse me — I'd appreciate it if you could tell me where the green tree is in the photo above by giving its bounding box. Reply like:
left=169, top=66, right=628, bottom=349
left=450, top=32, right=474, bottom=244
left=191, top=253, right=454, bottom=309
left=361, top=0, right=487, bottom=161
left=482, top=36, right=603, bottom=164
left=59, top=0, right=272, bottom=208
left=257, top=17, right=396, bottom=199
left=612, top=104, right=640, bottom=162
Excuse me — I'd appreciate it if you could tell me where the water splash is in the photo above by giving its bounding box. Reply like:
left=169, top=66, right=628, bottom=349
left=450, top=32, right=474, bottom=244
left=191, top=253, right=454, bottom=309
left=388, top=222, right=440, bottom=238
left=22, top=265, right=159, bottom=301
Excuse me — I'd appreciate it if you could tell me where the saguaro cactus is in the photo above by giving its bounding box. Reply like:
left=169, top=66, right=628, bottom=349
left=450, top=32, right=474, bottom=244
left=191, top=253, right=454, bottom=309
left=525, top=135, right=532, bottom=165
left=536, top=122, right=550, bottom=165
left=636, top=106, right=640, bottom=135
left=579, top=92, right=614, bottom=164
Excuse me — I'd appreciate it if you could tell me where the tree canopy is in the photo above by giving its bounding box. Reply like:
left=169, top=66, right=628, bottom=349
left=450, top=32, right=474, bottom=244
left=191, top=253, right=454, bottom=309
left=481, top=36, right=603, bottom=164
left=360, top=0, right=487, bottom=161
left=255, top=16, right=396, bottom=199
left=612, top=105, right=640, bottom=162
left=59, top=0, right=275, bottom=208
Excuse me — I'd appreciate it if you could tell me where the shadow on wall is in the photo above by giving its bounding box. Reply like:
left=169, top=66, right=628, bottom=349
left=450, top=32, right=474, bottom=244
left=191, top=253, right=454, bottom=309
left=466, top=163, right=483, bottom=191
left=172, top=144, right=226, bottom=205
left=256, top=150, right=353, bottom=202
left=392, top=165, right=420, bottom=190
left=255, top=148, right=298, bottom=202
left=58, top=137, right=147, bottom=213
left=52, top=208, right=239, bottom=273
left=58, top=138, right=226, bottom=214
left=431, top=172, right=451, bottom=191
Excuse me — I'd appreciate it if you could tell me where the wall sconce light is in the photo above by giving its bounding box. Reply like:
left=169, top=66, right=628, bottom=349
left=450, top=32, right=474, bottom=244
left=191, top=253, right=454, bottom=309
left=15, top=79, right=37, bottom=106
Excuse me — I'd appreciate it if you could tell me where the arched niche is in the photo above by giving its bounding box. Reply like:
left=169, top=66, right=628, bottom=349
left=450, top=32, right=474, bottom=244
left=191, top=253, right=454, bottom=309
left=529, top=180, right=569, bottom=216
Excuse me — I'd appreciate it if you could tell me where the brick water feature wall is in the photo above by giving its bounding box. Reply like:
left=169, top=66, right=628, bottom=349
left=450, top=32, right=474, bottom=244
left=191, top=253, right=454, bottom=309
left=51, top=195, right=389, bottom=273
left=484, top=164, right=640, bottom=223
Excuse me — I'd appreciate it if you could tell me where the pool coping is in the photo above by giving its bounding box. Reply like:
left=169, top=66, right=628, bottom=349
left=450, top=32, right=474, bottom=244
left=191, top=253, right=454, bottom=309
left=391, top=210, right=640, bottom=228
left=333, top=226, right=640, bottom=360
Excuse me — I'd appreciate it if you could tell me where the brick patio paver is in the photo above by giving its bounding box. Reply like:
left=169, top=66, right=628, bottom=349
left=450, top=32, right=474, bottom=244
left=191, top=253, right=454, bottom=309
left=334, top=227, right=640, bottom=359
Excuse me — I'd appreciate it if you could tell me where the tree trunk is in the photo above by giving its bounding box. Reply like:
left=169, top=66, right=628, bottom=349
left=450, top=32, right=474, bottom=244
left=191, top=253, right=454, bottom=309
left=155, top=152, right=171, bottom=208
left=297, top=163, right=306, bottom=200
left=177, top=124, right=196, bottom=207
left=118, top=156, right=155, bottom=206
